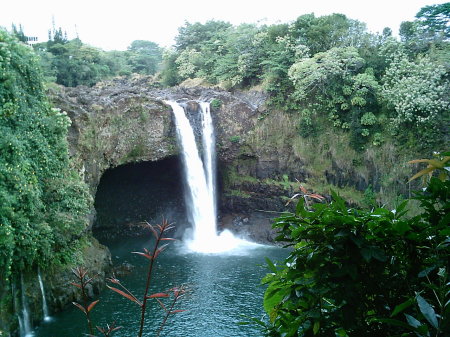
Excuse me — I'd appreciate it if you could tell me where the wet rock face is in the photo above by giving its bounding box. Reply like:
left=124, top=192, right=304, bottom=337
left=49, top=77, right=271, bottom=232
left=1, top=236, right=110, bottom=337
left=49, top=78, right=267, bottom=196
left=50, top=76, right=389, bottom=244
left=49, top=78, right=316, bottom=244
left=47, top=238, right=112, bottom=313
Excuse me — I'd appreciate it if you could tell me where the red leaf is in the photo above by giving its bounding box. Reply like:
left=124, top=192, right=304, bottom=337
left=70, top=282, right=82, bottom=289
left=153, top=243, right=169, bottom=259
left=96, top=326, right=106, bottom=333
left=131, top=251, right=152, bottom=260
left=164, top=225, right=175, bottom=232
left=309, top=194, right=325, bottom=200
left=148, top=224, right=158, bottom=239
left=170, top=310, right=186, bottom=314
left=74, top=267, right=88, bottom=279
left=87, top=300, right=99, bottom=312
left=160, top=238, right=176, bottom=241
left=285, top=193, right=301, bottom=206
left=147, top=292, right=169, bottom=299
left=107, top=277, right=120, bottom=284
left=156, top=298, right=167, bottom=312
left=72, top=302, right=87, bottom=314
left=107, top=285, right=142, bottom=306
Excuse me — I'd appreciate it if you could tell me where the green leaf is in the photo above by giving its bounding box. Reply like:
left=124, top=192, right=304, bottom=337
left=263, top=282, right=288, bottom=320
left=416, top=295, right=438, bottom=329
left=360, top=247, right=372, bottom=262
left=360, top=246, right=387, bottom=262
left=395, top=200, right=409, bottom=215
left=438, top=212, right=450, bottom=228
left=371, top=207, right=391, bottom=217
left=392, top=221, right=411, bottom=235
left=405, top=314, right=421, bottom=329
left=335, top=328, right=348, bottom=337
left=313, top=321, right=320, bottom=334
left=265, top=257, right=278, bottom=273
left=296, top=198, right=306, bottom=215
left=391, top=297, right=415, bottom=317
left=331, top=189, right=346, bottom=212
left=377, top=317, right=418, bottom=330
left=418, top=266, right=435, bottom=278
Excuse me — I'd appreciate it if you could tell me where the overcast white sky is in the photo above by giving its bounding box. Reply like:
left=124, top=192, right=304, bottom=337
left=0, top=0, right=448, bottom=50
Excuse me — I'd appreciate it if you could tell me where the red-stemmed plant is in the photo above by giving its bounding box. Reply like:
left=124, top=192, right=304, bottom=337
left=71, top=267, right=99, bottom=336
left=93, top=322, right=122, bottom=337
left=71, top=219, right=184, bottom=337
left=155, top=286, right=186, bottom=337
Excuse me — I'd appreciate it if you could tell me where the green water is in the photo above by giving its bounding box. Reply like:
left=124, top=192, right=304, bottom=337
left=34, top=236, right=288, bottom=337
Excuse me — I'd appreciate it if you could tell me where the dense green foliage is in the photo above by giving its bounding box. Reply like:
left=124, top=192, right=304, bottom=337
left=0, top=29, right=91, bottom=279
left=260, top=172, right=449, bottom=336
left=30, top=28, right=163, bottom=86
left=159, top=6, right=449, bottom=151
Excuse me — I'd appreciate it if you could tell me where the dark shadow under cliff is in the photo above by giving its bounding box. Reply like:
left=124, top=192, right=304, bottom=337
left=93, top=156, right=187, bottom=241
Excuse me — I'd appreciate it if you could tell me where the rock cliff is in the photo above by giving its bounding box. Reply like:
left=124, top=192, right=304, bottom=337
left=48, top=75, right=414, bottom=243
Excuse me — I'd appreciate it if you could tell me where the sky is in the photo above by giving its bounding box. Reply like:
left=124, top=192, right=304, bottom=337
left=0, top=0, right=448, bottom=51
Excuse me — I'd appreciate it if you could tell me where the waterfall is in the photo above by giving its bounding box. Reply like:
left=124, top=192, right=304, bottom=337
left=168, top=101, right=256, bottom=253
left=168, top=101, right=217, bottom=246
left=19, top=274, right=33, bottom=337
left=37, top=269, right=51, bottom=322
left=200, top=102, right=217, bottom=223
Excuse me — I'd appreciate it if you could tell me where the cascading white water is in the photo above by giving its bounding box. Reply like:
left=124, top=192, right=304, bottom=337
left=168, top=101, right=258, bottom=253
left=19, top=274, right=33, bottom=337
left=200, top=102, right=217, bottom=222
left=168, top=101, right=216, bottom=245
left=37, top=269, right=51, bottom=322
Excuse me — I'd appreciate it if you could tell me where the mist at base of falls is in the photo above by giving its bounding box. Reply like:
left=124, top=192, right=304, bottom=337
left=183, top=228, right=262, bottom=254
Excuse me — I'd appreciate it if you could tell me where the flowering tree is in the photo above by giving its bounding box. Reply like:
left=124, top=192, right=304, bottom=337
left=381, top=52, right=449, bottom=129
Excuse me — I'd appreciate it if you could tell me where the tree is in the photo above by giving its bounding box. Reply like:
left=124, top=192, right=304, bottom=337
left=11, top=23, right=26, bottom=42
left=211, top=23, right=264, bottom=86
left=416, top=3, right=450, bottom=40
left=291, top=14, right=368, bottom=55
left=127, top=40, right=163, bottom=75
left=175, top=20, right=232, bottom=51
left=160, top=48, right=181, bottom=86
left=381, top=51, right=449, bottom=149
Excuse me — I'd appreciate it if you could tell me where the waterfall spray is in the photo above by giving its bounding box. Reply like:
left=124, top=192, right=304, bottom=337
left=37, top=269, right=51, bottom=322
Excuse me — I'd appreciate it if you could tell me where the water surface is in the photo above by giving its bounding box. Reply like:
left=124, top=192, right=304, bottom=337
left=35, top=236, right=288, bottom=337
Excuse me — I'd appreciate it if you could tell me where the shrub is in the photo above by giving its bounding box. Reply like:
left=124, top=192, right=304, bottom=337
left=210, top=99, right=222, bottom=109
left=261, top=174, right=449, bottom=336
left=230, top=135, right=241, bottom=143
